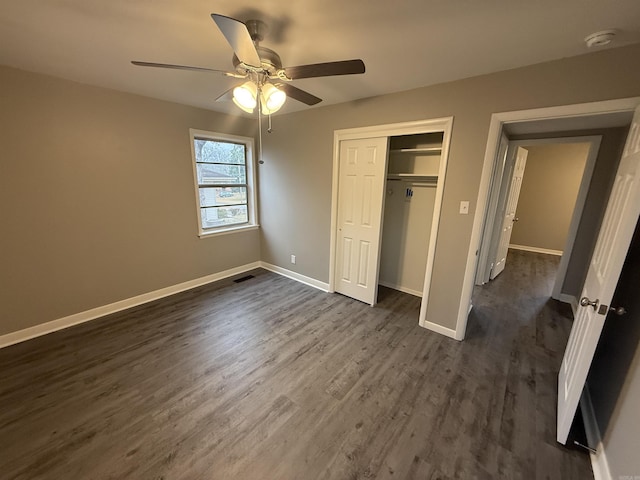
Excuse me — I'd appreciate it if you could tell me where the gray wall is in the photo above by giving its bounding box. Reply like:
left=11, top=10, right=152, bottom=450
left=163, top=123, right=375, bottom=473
left=259, top=43, right=640, bottom=331
left=2, top=43, right=640, bottom=337
left=510, top=143, right=589, bottom=252
left=0, top=66, right=259, bottom=336
left=587, top=220, right=640, bottom=478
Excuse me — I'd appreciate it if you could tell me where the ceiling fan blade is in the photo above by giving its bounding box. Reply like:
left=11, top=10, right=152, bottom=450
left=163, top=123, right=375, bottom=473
left=214, top=87, right=234, bottom=102
left=283, top=59, right=365, bottom=80
left=278, top=84, right=322, bottom=106
left=211, top=14, right=262, bottom=68
left=131, top=61, right=231, bottom=75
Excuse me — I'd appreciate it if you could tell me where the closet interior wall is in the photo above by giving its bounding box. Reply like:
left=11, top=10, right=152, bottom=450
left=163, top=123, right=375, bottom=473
left=380, top=132, right=444, bottom=296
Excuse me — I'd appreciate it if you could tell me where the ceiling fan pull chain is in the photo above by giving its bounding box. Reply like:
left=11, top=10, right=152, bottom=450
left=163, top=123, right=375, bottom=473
left=267, top=114, right=273, bottom=133
left=257, top=94, right=264, bottom=164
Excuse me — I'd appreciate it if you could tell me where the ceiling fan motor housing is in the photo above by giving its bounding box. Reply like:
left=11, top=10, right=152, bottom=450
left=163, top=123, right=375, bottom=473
left=232, top=46, right=282, bottom=76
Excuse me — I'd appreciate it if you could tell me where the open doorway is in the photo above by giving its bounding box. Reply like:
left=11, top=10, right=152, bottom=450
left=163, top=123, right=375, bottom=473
left=461, top=99, right=640, bottom=457
left=455, top=98, right=640, bottom=342
left=476, top=135, right=602, bottom=312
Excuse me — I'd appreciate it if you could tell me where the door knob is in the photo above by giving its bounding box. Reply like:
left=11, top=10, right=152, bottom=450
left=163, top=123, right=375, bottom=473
left=580, top=297, right=599, bottom=311
left=609, top=306, right=627, bottom=316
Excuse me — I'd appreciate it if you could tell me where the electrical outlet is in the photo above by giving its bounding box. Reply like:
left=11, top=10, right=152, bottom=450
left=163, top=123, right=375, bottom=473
left=460, top=201, right=470, bottom=214
left=290, top=254, right=296, bottom=264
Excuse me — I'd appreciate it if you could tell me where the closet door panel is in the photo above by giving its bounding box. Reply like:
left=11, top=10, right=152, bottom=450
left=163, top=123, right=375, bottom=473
left=335, top=137, right=389, bottom=305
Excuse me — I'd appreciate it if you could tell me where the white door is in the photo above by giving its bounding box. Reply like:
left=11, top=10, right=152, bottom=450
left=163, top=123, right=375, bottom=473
left=557, top=106, right=640, bottom=444
left=491, top=147, right=528, bottom=279
left=335, top=137, right=389, bottom=305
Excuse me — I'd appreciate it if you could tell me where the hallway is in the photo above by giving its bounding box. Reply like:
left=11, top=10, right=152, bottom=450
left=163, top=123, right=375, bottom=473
left=469, top=249, right=591, bottom=477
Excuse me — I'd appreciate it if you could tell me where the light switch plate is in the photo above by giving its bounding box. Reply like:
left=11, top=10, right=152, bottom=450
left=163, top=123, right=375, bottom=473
left=460, top=201, right=470, bottom=214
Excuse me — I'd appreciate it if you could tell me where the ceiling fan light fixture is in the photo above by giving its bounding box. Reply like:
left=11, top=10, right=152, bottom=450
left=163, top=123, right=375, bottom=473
left=233, top=81, right=257, bottom=111
left=232, top=97, right=255, bottom=114
left=260, top=83, right=287, bottom=114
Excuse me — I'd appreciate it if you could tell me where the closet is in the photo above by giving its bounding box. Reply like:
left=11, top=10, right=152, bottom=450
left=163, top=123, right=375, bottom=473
left=330, top=117, right=451, bottom=329
left=379, top=132, right=443, bottom=296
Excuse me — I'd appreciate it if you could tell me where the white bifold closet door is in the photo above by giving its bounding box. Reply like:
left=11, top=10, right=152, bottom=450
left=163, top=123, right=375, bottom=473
left=334, top=137, right=389, bottom=305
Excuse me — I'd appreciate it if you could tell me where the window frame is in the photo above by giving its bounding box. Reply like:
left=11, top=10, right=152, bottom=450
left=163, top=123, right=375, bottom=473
left=189, top=128, right=258, bottom=237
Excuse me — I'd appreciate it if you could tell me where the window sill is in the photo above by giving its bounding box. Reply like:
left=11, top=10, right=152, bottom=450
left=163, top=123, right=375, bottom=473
left=198, top=224, right=259, bottom=239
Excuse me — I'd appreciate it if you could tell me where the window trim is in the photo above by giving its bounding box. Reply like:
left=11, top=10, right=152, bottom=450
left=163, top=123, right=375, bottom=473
left=189, top=128, right=258, bottom=237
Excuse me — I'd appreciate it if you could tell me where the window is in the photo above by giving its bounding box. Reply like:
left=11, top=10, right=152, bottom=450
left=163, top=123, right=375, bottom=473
left=189, top=129, right=257, bottom=236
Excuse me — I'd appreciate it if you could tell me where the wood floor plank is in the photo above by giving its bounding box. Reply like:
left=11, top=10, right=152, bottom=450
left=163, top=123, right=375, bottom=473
left=0, top=253, right=593, bottom=479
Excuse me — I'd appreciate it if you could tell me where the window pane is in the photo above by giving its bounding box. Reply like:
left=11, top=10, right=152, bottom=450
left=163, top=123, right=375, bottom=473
left=196, top=163, right=246, bottom=185
left=201, top=205, right=248, bottom=229
left=194, top=139, right=245, bottom=165
left=199, top=187, right=247, bottom=207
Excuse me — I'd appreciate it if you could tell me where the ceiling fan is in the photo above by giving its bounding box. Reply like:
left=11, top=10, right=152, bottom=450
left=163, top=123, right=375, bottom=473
left=132, top=14, right=366, bottom=115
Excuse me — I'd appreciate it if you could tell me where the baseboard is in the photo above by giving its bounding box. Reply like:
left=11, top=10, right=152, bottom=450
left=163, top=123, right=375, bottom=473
left=0, top=262, right=261, bottom=349
left=509, top=244, right=563, bottom=256
left=259, top=262, right=330, bottom=292
left=581, top=386, right=612, bottom=480
left=378, top=281, right=422, bottom=297
left=419, top=319, right=459, bottom=340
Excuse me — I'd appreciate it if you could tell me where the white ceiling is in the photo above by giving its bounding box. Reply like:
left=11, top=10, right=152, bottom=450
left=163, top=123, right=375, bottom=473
left=1, top=0, right=639, bottom=116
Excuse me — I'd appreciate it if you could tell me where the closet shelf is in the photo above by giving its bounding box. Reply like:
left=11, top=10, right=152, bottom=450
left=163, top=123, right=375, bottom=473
left=387, top=174, right=438, bottom=182
left=389, top=147, right=442, bottom=154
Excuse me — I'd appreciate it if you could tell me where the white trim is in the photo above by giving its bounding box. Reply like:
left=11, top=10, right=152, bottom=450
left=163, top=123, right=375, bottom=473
left=418, top=118, right=453, bottom=329
left=581, top=386, right=612, bottom=480
left=329, top=117, right=454, bottom=336
left=259, top=262, right=330, bottom=292
left=0, top=262, right=261, bottom=349
left=332, top=117, right=455, bottom=141
left=457, top=97, right=640, bottom=341
left=476, top=132, right=510, bottom=284
left=198, top=224, right=260, bottom=238
left=420, top=319, right=458, bottom=340
left=378, top=281, right=422, bottom=298
left=508, top=244, right=563, bottom=256
left=189, top=128, right=258, bottom=237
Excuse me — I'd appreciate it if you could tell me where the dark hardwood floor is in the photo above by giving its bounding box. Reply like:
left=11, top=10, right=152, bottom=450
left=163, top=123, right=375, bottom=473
left=0, top=250, right=592, bottom=479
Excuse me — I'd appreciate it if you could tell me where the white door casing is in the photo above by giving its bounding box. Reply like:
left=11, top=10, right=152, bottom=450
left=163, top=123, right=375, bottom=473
left=491, top=147, right=528, bottom=280
left=557, top=106, right=640, bottom=444
left=334, top=137, right=389, bottom=305
left=476, top=132, right=510, bottom=285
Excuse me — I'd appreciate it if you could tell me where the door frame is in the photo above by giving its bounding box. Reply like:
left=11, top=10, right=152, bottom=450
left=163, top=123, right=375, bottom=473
left=457, top=97, right=640, bottom=340
left=329, top=117, right=453, bottom=332
left=489, top=145, right=529, bottom=280
left=476, top=135, right=602, bottom=310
